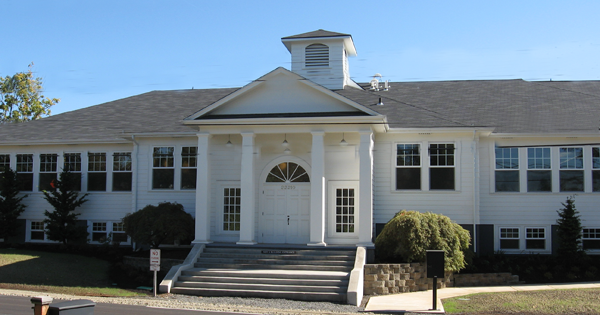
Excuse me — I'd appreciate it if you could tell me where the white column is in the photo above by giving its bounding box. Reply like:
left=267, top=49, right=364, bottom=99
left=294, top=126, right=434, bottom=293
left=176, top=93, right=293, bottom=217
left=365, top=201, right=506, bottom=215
left=237, top=132, right=257, bottom=245
left=308, top=131, right=326, bottom=246
left=358, top=131, right=374, bottom=246
left=192, top=133, right=212, bottom=244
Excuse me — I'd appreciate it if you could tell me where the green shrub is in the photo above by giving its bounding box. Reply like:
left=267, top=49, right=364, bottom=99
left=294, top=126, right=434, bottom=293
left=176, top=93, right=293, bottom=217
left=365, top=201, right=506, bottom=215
left=375, top=210, right=470, bottom=272
left=122, top=202, right=194, bottom=248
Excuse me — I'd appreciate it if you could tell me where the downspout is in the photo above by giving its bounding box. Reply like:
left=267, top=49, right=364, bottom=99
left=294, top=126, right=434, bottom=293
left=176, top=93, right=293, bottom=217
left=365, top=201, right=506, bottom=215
left=131, top=135, right=139, bottom=214
left=471, top=130, right=479, bottom=252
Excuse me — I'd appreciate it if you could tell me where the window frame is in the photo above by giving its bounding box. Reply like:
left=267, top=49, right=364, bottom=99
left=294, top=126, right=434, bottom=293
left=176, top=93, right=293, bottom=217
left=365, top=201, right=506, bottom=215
left=582, top=228, right=600, bottom=251
left=16, top=153, right=34, bottom=191
left=87, top=152, right=107, bottom=192
left=328, top=181, right=359, bottom=238
left=63, top=152, right=82, bottom=191
left=222, top=187, right=241, bottom=233
left=0, top=154, right=9, bottom=172
left=428, top=143, right=456, bottom=190
left=395, top=143, right=422, bottom=191
left=592, top=147, right=600, bottom=192
left=180, top=146, right=197, bottom=190
left=217, top=181, right=241, bottom=235
left=112, top=152, right=132, bottom=192
left=39, top=153, right=58, bottom=191
left=88, top=221, right=130, bottom=244
left=152, top=146, right=175, bottom=190
left=525, top=227, right=547, bottom=250
left=495, top=147, right=520, bottom=192
left=27, top=220, right=49, bottom=242
left=499, top=227, right=521, bottom=251
left=527, top=147, right=552, bottom=192
left=559, top=147, right=584, bottom=192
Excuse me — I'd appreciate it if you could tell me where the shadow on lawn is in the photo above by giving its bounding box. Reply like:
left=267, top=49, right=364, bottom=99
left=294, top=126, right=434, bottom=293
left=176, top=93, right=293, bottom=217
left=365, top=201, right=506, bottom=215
left=0, top=249, right=112, bottom=287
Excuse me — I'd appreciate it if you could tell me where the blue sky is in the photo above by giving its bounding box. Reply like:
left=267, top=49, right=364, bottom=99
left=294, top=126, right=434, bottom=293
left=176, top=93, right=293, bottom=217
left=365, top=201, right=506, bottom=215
left=3, top=0, right=599, bottom=115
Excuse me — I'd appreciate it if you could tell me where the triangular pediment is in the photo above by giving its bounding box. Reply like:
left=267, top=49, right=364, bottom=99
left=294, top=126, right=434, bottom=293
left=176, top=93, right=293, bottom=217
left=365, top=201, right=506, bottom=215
left=185, top=67, right=379, bottom=121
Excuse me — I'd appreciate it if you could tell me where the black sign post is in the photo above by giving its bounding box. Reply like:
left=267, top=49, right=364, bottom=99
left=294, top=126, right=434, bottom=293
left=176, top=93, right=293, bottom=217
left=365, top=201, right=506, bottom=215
left=426, top=250, right=445, bottom=311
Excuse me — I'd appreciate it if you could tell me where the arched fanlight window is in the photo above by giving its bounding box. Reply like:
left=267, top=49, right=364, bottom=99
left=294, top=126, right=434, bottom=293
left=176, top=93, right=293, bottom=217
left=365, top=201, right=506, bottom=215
left=266, top=162, right=310, bottom=183
left=305, top=44, right=329, bottom=67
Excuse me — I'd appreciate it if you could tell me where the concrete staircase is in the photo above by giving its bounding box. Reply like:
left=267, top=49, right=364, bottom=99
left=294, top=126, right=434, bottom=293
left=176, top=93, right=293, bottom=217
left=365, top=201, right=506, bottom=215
left=170, top=244, right=356, bottom=302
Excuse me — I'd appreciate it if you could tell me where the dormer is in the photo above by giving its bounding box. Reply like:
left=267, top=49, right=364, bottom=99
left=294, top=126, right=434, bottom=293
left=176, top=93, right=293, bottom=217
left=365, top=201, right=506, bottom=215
left=282, top=29, right=362, bottom=90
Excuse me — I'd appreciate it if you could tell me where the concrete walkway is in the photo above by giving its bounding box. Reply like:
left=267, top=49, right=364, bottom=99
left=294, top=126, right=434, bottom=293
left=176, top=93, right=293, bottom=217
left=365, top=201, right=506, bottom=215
left=365, top=281, right=600, bottom=314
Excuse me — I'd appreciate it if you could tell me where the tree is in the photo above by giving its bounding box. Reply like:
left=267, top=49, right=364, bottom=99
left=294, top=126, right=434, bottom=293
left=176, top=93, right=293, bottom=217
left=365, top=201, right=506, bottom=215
left=375, top=210, right=471, bottom=272
left=1, top=63, right=59, bottom=123
left=0, top=168, right=27, bottom=240
left=43, top=169, right=88, bottom=245
left=122, top=202, right=194, bottom=248
left=556, top=196, right=584, bottom=259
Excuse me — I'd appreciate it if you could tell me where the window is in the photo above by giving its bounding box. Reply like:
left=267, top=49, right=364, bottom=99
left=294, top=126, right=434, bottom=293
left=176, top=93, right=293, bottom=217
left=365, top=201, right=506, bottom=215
left=223, top=188, right=241, bottom=231
left=39, top=154, right=58, bottom=191
left=495, top=148, right=519, bottom=192
left=527, top=148, right=551, bottom=192
left=396, top=144, right=421, bottom=190
left=429, top=143, right=455, bottom=190
left=582, top=228, right=600, bottom=250
left=560, top=147, right=584, bottom=192
left=88, top=153, right=106, bottom=191
left=266, top=162, right=310, bottom=182
left=113, top=152, right=132, bottom=191
left=305, top=43, right=329, bottom=67
left=593, top=148, right=600, bottom=192
left=16, top=154, right=33, bottom=191
left=0, top=154, right=9, bottom=172
left=499, top=228, right=520, bottom=250
left=335, top=188, right=355, bottom=233
left=92, top=222, right=107, bottom=242
left=152, top=147, right=174, bottom=189
left=30, top=221, right=45, bottom=241
left=112, top=222, right=128, bottom=243
left=64, top=153, right=82, bottom=191
left=526, top=228, right=546, bottom=250
left=181, top=147, right=197, bottom=189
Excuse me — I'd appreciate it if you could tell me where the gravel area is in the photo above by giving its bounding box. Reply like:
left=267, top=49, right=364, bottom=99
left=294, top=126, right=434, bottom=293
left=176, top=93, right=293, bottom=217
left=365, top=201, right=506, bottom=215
left=0, top=289, right=388, bottom=315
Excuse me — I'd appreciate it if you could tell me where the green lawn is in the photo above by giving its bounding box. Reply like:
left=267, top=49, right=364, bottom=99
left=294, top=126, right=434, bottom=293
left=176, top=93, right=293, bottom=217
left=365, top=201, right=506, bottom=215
left=0, top=248, right=145, bottom=297
left=443, top=288, right=600, bottom=314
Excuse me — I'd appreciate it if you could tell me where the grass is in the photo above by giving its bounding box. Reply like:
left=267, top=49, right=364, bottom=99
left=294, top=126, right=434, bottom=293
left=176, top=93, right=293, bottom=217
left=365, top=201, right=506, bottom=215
left=0, top=248, right=146, bottom=297
left=443, top=288, right=600, bottom=314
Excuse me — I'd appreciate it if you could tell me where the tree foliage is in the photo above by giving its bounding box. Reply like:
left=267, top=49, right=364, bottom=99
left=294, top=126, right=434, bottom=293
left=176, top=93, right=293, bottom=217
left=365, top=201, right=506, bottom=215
left=122, top=202, right=194, bottom=248
left=43, top=169, right=88, bottom=244
left=556, top=196, right=584, bottom=260
left=375, top=210, right=471, bottom=272
left=1, top=63, right=59, bottom=123
left=0, top=168, right=27, bottom=239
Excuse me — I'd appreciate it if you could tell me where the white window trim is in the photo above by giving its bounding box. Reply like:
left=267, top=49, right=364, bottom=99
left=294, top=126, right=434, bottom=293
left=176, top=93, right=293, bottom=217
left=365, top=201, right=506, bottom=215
left=150, top=146, right=176, bottom=190
left=217, top=181, right=241, bottom=235
left=112, top=151, right=132, bottom=192
left=498, top=227, right=521, bottom=251
left=496, top=226, right=550, bottom=253
left=87, top=152, right=108, bottom=193
left=25, top=220, right=55, bottom=243
left=327, top=180, right=359, bottom=239
left=88, top=220, right=130, bottom=245
left=582, top=227, right=600, bottom=252
left=525, top=227, right=548, bottom=251
left=180, top=146, right=198, bottom=190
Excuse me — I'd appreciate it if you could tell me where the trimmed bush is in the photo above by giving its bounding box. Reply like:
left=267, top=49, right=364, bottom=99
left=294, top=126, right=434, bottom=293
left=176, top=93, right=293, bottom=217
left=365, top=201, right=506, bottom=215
left=375, top=210, right=470, bottom=272
left=122, top=202, right=194, bottom=248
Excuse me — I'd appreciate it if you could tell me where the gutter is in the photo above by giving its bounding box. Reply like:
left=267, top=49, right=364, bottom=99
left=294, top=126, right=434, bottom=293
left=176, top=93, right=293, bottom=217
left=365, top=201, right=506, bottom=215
left=472, top=130, right=479, bottom=252
left=131, top=135, right=139, bottom=214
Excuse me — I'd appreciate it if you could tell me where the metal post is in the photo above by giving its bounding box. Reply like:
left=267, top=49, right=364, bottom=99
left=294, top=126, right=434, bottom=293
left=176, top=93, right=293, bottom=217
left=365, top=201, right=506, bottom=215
left=153, top=270, right=157, bottom=297
left=432, top=276, right=438, bottom=310
left=31, top=296, right=52, bottom=315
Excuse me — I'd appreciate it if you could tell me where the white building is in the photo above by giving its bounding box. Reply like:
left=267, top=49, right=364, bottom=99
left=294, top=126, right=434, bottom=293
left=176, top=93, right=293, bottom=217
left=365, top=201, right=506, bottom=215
left=2, top=29, right=600, bottom=256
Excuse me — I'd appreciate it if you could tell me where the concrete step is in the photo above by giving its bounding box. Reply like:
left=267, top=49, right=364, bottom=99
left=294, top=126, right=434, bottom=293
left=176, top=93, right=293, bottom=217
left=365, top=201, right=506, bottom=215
left=195, top=257, right=354, bottom=267
left=181, top=268, right=349, bottom=281
left=200, top=252, right=353, bottom=261
left=194, top=262, right=352, bottom=272
left=174, top=281, right=347, bottom=293
left=178, top=275, right=349, bottom=286
left=170, top=287, right=347, bottom=302
left=203, top=247, right=356, bottom=256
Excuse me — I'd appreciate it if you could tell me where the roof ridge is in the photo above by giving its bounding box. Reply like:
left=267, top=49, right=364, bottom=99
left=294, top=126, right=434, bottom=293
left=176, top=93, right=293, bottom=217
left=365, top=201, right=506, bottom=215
left=531, top=81, right=600, bottom=99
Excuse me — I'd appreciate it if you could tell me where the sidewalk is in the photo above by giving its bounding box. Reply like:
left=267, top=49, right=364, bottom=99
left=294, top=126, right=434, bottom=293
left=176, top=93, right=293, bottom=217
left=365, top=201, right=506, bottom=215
left=365, top=281, right=600, bottom=314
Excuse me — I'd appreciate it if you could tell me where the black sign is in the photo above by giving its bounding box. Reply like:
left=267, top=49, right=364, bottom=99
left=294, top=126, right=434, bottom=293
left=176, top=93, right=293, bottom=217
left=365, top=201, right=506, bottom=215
left=426, top=250, right=445, bottom=278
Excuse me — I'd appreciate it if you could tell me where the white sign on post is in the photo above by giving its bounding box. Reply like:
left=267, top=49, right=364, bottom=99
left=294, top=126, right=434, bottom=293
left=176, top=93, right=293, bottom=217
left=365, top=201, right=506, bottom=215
left=150, top=249, right=161, bottom=266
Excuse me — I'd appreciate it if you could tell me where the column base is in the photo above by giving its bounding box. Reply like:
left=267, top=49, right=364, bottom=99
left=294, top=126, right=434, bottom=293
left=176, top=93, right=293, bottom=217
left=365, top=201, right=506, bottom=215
left=307, top=241, right=327, bottom=247
left=236, top=241, right=257, bottom=245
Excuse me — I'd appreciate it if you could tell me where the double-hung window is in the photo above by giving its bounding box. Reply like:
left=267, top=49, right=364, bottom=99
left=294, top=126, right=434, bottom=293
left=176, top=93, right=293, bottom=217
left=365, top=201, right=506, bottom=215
left=92, top=222, right=108, bottom=242
left=152, top=147, right=174, bottom=189
left=30, top=221, right=46, bottom=241
left=181, top=147, right=197, bottom=189
left=429, top=143, right=455, bottom=190
left=0, top=154, right=9, bottom=172
left=527, top=148, right=552, bottom=192
left=39, top=154, right=58, bottom=191
left=495, top=148, right=519, bottom=192
left=64, top=153, right=82, bottom=191
left=582, top=228, right=600, bottom=250
left=395, top=144, right=421, bottom=190
left=499, top=227, right=520, bottom=250
left=592, top=147, right=600, bottom=192
left=88, top=153, right=107, bottom=191
left=525, top=228, right=546, bottom=250
left=113, top=152, right=132, bottom=191
left=16, top=154, right=34, bottom=191
left=559, top=147, right=584, bottom=192
left=112, top=222, right=128, bottom=243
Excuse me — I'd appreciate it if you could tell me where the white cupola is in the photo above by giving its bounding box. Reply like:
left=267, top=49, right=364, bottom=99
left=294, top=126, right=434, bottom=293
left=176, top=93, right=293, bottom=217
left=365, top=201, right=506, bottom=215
left=281, top=29, right=362, bottom=90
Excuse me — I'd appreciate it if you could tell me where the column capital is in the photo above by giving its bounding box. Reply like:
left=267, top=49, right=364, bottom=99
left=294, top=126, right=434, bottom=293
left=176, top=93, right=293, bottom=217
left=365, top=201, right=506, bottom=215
left=240, top=132, right=255, bottom=138
left=196, top=132, right=212, bottom=139
left=311, top=131, right=325, bottom=136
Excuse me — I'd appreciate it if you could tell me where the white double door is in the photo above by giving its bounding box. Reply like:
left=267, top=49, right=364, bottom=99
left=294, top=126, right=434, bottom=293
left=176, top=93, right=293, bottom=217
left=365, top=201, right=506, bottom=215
left=259, top=184, right=310, bottom=244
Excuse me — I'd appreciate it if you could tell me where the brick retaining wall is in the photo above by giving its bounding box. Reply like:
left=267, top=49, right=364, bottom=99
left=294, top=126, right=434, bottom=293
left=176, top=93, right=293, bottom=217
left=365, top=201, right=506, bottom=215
left=363, top=263, right=453, bottom=296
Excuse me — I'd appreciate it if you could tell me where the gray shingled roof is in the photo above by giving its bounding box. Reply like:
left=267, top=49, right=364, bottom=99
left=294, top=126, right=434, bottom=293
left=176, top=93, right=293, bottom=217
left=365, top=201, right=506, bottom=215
left=1, top=79, right=599, bottom=144
left=281, top=29, right=351, bottom=39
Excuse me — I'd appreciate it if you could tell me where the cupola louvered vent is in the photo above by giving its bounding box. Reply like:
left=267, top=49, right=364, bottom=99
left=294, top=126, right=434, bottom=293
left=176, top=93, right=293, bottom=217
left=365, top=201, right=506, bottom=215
left=305, top=44, right=329, bottom=67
